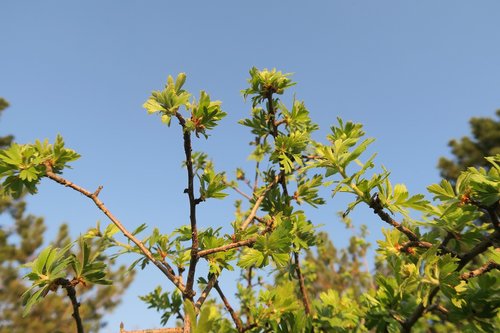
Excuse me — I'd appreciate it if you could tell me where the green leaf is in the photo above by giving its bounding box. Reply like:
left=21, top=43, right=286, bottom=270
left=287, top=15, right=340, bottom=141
left=428, top=180, right=456, bottom=201
left=34, top=246, right=53, bottom=275
left=143, top=96, right=166, bottom=114
left=239, top=248, right=265, bottom=268
left=18, top=166, right=39, bottom=182
left=132, top=223, right=148, bottom=236
left=342, top=138, right=375, bottom=167
left=22, top=288, right=46, bottom=317
left=0, top=143, right=23, bottom=165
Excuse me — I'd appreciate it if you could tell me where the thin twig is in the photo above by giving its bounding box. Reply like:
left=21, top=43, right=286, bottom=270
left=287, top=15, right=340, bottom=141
left=401, top=286, right=440, bottom=333
left=266, top=93, right=289, bottom=199
left=460, top=260, right=499, bottom=280
left=369, top=194, right=420, bottom=242
left=195, top=274, right=219, bottom=309
left=240, top=175, right=279, bottom=230
left=293, top=252, right=312, bottom=315
left=400, top=240, right=461, bottom=258
left=226, top=181, right=252, bottom=200
left=247, top=266, right=253, bottom=289
left=43, top=162, right=185, bottom=292
left=198, top=238, right=256, bottom=258
left=457, top=229, right=500, bottom=271
left=175, top=112, right=199, bottom=300
left=214, top=281, right=243, bottom=332
left=471, top=199, right=500, bottom=232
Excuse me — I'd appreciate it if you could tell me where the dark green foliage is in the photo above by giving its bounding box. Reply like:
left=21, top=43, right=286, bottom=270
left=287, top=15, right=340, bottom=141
left=439, top=110, right=500, bottom=182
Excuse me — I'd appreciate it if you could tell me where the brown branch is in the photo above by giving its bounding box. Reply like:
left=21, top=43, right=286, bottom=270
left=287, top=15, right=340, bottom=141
left=43, top=163, right=185, bottom=292
left=293, top=252, right=312, bottom=315
left=369, top=194, right=419, bottom=241
left=487, top=202, right=500, bottom=230
left=241, top=175, right=280, bottom=230
left=400, top=240, right=433, bottom=251
left=240, top=192, right=267, bottom=230
left=253, top=162, right=260, bottom=193
left=195, top=273, right=219, bottom=309
left=247, top=266, right=253, bottom=289
left=400, top=240, right=461, bottom=258
left=182, top=316, right=191, bottom=333
left=175, top=112, right=199, bottom=300
left=470, top=199, right=500, bottom=232
left=457, top=229, right=500, bottom=271
left=401, top=286, right=440, bottom=333
left=54, top=278, right=84, bottom=333
left=274, top=119, right=287, bottom=127
left=428, top=303, right=449, bottom=316
left=198, top=238, right=256, bottom=258
left=214, top=281, right=243, bottom=332
left=226, top=181, right=252, bottom=200
left=266, top=92, right=289, bottom=199
left=460, top=260, right=499, bottom=280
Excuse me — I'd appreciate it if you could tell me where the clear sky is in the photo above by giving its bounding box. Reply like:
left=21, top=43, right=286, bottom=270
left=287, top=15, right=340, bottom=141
left=1, top=1, right=500, bottom=331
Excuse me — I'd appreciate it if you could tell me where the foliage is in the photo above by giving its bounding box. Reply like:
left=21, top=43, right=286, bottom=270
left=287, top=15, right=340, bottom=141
left=439, top=110, right=500, bottom=183
left=0, top=100, right=134, bottom=333
left=1, top=69, right=499, bottom=332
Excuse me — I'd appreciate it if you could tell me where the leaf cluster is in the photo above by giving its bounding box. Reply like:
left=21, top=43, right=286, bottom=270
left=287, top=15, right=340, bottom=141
left=0, top=135, right=80, bottom=198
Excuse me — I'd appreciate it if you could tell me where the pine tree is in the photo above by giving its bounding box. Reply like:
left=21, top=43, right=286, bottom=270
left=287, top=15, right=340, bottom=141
left=439, top=110, right=500, bottom=183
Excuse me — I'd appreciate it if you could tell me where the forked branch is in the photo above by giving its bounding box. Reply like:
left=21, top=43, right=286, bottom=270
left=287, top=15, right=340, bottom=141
left=43, top=162, right=185, bottom=293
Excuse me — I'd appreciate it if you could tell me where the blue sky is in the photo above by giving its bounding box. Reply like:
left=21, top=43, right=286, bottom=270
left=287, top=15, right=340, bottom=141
left=1, top=1, right=500, bottom=331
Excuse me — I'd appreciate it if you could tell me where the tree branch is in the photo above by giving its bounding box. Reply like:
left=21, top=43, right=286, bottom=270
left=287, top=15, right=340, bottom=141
left=175, top=112, right=199, bottom=300
left=226, top=181, right=252, bottom=200
left=293, top=252, right=311, bottom=315
left=195, top=273, right=219, bottom=309
left=240, top=175, right=280, bottom=230
left=460, top=260, right=499, bottom=280
left=471, top=199, right=500, bottom=232
left=43, top=162, right=185, bottom=293
left=266, top=92, right=289, bottom=199
left=369, top=194, right=419, bottom=241
left=400, top=240, right=461, bottom=258
left=54, top=278, right=84, bottom=333
left=401, top=286, right=440, bottom=333
left=214, top=281, right=243, bottom=332
left=457, top=229, right=500, bottom=271
left=198, top=238, right=256, bottom=258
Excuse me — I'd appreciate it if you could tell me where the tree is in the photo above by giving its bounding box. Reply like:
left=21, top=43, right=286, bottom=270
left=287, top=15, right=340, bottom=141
left=0, top=99, right=134, bottom=333
left=301, top=110, right=500, bottom=315
left=439, top=111, right=500, bottom=183
left=1, top=69, right=498, bottom=332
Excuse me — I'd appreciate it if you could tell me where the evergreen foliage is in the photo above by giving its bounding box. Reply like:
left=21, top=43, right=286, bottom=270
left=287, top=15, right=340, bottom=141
left=439, top=111, right=500, bottom=183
